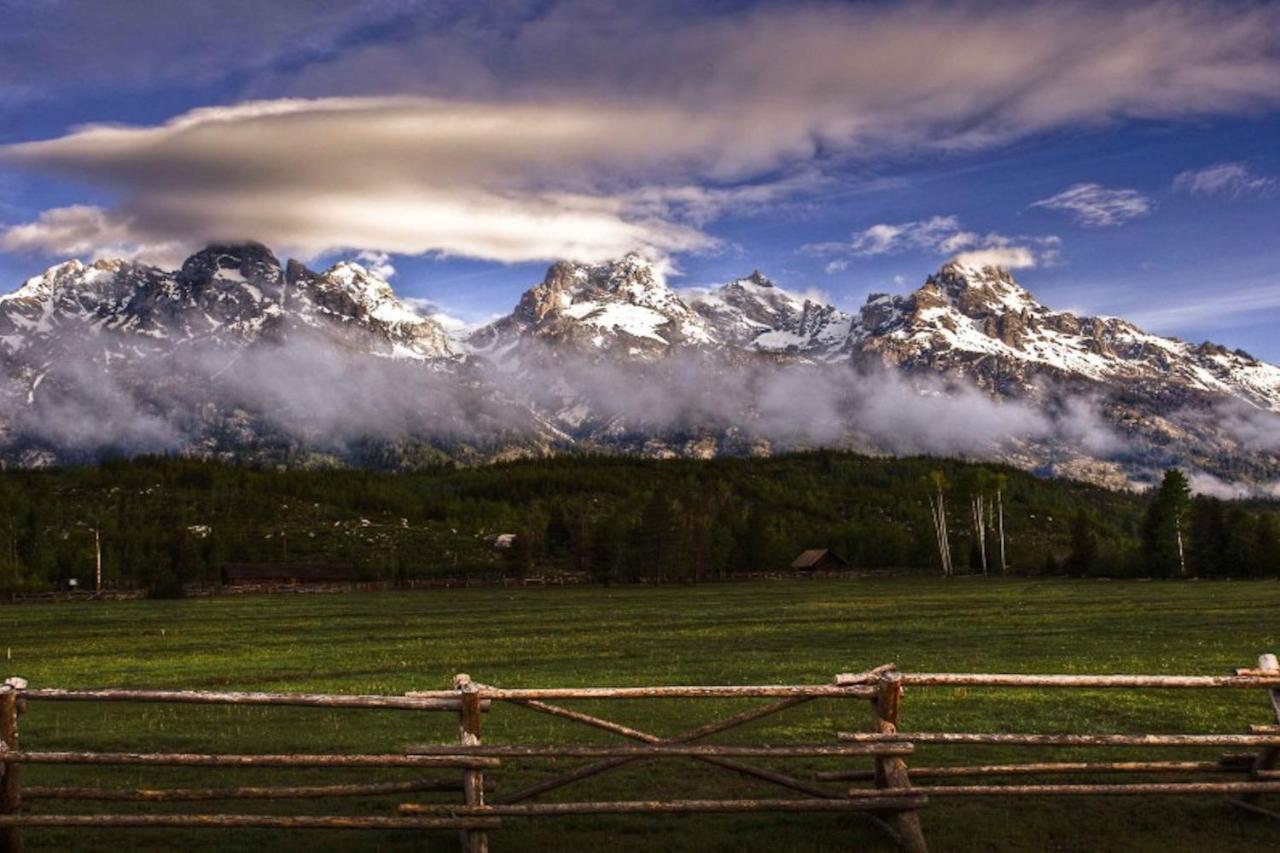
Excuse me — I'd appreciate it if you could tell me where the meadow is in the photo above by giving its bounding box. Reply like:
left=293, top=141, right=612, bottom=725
left=4, top=577, right=1280, bottom=851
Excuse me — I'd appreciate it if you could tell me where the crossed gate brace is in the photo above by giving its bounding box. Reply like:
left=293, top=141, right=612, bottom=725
left=398, top=667, right=928, bottom=853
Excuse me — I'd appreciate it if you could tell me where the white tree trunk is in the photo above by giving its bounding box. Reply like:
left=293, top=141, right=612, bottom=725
left=929, top=490, right=951, bottom=576
left=997, top=491, right=1007, bottom=575
left=1176, top=514, right=1187, bottom=577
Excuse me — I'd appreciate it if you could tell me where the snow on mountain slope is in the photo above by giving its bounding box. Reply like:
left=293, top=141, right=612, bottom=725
left=3, top=246, right=1279, bottom=487
left=849, top=261, right=1280, bottom=411
left=0, top=244, right=458, bottom=365
left=686, top=270, right=853, bottom=358
left=467, top=253, right=716, bottom=361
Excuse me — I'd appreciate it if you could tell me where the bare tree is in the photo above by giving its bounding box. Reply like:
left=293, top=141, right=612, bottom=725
left=925, top=471, right=953, bottom=576
left=992, top=473, right=1008, bottom=574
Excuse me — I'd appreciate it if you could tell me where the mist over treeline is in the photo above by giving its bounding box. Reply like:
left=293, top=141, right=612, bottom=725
left=1, top=453, right=1277, bottom=597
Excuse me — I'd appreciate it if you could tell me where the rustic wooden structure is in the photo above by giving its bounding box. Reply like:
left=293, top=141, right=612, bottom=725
left=789, top=549, right=848, bottom=572
left=2, top=656, right=1279, bottom=851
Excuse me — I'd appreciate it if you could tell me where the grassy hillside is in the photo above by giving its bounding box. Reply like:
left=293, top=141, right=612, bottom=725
left=4, top=578, right=1279, bottom=851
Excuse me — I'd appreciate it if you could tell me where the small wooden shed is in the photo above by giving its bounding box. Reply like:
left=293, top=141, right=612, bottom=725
left=220, top=562, right=358, bottom=587
left=789, top=549, right=848, bottom=573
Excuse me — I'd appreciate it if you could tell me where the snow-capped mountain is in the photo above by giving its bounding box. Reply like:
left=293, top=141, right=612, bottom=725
left=848, top=261, right=1280, bottom=412
left=2, top=245, right=1278, bottom=489
left=0, top=243, right=456, bottom=362
left=468, top=253, right=716, bottom=362
left=687, top=270, right=853, bottom=358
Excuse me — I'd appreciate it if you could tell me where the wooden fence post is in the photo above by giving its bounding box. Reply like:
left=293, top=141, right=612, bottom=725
left=455, top=674, right=488, bottom=853
left=1244, top=653, right=1280, bottom=807
left=871, top=670, right=928, bottom=853
left=1, top=677, right=25, bottom=853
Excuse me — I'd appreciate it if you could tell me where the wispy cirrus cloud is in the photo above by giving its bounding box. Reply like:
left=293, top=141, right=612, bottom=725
left=1173, top=162, right=1275, bottom=198
left=803, top=215, right=1058, bottom=271
left=1030, top=183, right=1153, bottom=227
left=1122, top=281, right=1280, bottom=332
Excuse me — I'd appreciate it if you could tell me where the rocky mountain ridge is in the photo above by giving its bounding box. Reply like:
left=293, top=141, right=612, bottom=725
left=2, top=244, right=1278, bottom=489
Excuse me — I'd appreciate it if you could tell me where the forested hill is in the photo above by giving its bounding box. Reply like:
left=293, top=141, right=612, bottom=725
left=0, top=453, right=1276, bottom=596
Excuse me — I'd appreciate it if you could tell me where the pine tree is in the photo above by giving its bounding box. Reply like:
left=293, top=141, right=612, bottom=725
left=1252, top=513, right=1280, bottom=578
left=1066, top=509, right=1098, bottom=575
left=1187, top=496, right=1227, bottom=577
left=1142, top=470, right=1191, bottom=577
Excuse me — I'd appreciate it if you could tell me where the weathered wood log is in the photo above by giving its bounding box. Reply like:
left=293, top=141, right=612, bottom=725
left=22, top=778, right=468, bottom=801
left=869, top=670, right=929, bottom=853
left=1242, top=653, right=1280, bottom=808
left=0, top=814, right=500, bottom=830
left=835, top=672, right=1280, bottom=689
left=0, top=684, right=21, bottom=853
left=456, top=674, right=489, bottom=853
left=847, top=781, right=1280, bottom=797
left=405, top=744, right=912, bottom=758
left=411, top=685, right=877, bottom=700
left=401, top=797, right=928, bottom=816
left=819, top=760, right=1250, bottom=781
left=2, top=751, right=498, bottom=768
left=495, top=695, right=817, bottom=805
left=839, top=732, right=1280, bottom=747
left=21, top=688, right=469, bottom=712
left=508, top=699, right=657, bottom=741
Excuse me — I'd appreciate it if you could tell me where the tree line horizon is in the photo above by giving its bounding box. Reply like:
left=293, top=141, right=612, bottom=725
left=0, top=453, right=1276, bottom=597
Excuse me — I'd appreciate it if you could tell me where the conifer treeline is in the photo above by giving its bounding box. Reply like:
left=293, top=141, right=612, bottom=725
left=0, top=455, right=1275, bottom=595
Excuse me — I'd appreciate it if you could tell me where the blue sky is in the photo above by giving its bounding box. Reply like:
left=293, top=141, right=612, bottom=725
left=2, top=1, right=1279, bottom=357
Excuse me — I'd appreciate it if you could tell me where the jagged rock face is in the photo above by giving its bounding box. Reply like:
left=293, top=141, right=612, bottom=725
left=849, top=260, right=1280, bottom=413
left=0, top=243, right=457, bottom=363
left=3, top=248, right=1280, bottom=488
left=469, top=253, right=716, bottom=362
left=686, top=270, right=853, bottom=358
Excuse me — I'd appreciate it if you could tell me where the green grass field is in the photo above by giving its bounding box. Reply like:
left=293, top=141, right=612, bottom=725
left=4, top=578, right=1279, bottom=851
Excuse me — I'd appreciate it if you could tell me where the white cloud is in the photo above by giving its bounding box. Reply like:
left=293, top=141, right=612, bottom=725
left=1173, top=162, right=1275, bottom=198
left=805, top=215, right=1056, bottom=270
left=824, top=259, right=849, bottom=275
left=6, top=1, right=1280, bottom=265
left=402, top=298, right=476, bottom=334
left=1030, top=183, right=1152, bottom=227
left=355, top=250, right=396, bottom=280
left=0, top=204, right=187, bottom=266
left=846, top=216, right=965, bottom=256
left=951, top=246, right=1039, bottom=270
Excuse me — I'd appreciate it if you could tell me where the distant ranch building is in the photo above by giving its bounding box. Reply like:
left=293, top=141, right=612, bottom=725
left=221, top=562, right=359, bottom=588
left=789, top=549, right=848, bottom=573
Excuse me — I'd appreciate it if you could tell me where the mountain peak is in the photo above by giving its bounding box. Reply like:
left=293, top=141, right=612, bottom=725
left=180, top=242, right=281, bottom=283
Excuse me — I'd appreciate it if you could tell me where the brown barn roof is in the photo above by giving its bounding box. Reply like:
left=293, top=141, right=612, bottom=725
left=221, top=563, right=358, bottom=583
left=790, top=549, right=848, bottom=569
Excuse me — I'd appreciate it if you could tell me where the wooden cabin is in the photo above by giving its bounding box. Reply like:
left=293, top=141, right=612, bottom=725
left=789, top=549, right=848, bottom=573
left=220, top=562, right=358, bottom=587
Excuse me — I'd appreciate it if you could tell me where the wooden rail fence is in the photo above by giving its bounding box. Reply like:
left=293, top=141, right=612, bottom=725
left=1, top=654, right=1278, bottom=852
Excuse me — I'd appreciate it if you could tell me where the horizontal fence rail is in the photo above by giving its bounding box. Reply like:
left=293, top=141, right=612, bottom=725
left=1, top=653, right=1277, bottom=853
left=408, top=684, right=879, bottom=700
left=1, top=751, right=498, bottom=769
left=21, top=688, right=471, bottom=711
left=838, top=732, right=1280, bottom=747
left=834, top=672, right=1280, bottom=689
